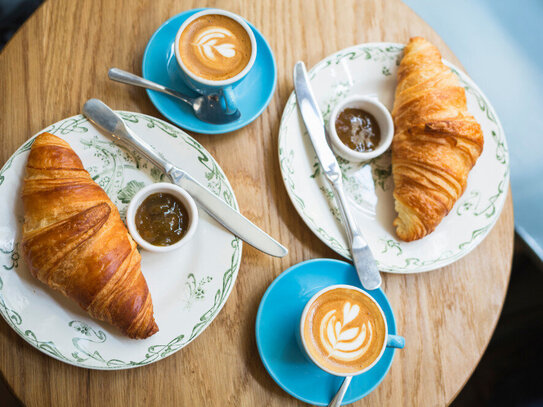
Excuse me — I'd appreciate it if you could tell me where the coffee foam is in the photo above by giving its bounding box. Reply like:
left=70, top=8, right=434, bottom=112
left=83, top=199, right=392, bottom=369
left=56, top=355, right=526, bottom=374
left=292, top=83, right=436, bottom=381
left=303, top=287, right=386, bottom=374
left=179, top=15, right=252, bottom=81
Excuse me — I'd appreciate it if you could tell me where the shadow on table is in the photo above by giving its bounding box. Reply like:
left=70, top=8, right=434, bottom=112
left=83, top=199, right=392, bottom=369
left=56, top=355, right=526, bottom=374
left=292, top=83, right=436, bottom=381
left=0, top=0, right=42, bottom=49
left=2, top=235, right=541, bottom=406
left=1, top=2, right=43, bottom=405
left=1, top=1, right=543, bottom=406
left=451, top=236, right=543, bottom=407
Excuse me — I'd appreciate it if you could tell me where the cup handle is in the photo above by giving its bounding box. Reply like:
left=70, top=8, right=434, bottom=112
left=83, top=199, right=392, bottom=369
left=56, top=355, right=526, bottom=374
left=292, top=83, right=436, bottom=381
left=220, top=87, right=238, bottom=114
left=386, top=334, right=405, bottom=349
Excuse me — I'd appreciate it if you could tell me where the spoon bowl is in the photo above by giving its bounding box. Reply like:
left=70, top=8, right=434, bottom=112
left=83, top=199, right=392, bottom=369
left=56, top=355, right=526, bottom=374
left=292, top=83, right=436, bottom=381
left=108, top=68, right=241, bottom=124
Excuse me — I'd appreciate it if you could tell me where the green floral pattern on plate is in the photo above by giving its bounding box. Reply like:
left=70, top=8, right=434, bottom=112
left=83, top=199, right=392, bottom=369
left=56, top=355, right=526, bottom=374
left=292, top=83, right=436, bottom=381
left=0, top=112, right=242, bottom=369
left=278, top=43, right=509, bottom=273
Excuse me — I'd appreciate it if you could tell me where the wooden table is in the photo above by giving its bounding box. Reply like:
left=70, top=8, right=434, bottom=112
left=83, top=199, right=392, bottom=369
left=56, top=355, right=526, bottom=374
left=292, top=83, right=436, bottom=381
left=0, top=0, right=514, bottom=406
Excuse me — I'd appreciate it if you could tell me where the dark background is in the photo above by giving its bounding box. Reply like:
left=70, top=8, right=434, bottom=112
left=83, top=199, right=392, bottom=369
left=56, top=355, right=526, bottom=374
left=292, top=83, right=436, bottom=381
left=1, top=1, right=543, bottom=406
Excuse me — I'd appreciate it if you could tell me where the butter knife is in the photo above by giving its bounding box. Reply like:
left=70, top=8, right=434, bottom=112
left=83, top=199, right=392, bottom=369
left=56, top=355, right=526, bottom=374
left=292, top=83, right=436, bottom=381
left=82, top=98, right=288, bottom=258
left=293, top=62, right=381, bottom=290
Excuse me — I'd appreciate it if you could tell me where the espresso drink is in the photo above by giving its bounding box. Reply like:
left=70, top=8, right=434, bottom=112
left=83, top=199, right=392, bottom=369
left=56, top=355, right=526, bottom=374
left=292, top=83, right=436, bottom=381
left=303, top=287, right=386, bottom=374
left=179, top=14, right=252, bottom=81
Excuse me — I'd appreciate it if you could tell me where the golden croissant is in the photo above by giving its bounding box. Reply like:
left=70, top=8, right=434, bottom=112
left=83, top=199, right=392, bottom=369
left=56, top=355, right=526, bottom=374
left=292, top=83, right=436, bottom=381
left=21, top=132, right=158, bottom=339
left=391, top=37, right=484, bottom=241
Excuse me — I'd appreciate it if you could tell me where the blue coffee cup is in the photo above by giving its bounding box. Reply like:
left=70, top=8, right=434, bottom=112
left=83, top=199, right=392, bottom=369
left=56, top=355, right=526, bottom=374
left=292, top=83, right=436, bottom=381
left=174, top=8, right=257, bottom=114
left=298, top=284, right=405, bottom=377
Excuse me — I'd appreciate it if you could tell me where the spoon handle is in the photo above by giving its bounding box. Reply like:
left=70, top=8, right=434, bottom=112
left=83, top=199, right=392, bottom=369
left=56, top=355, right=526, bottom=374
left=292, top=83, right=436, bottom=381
left=108, top=68, right=194, bottom=106
left=328, top=376, right=352, bottom=407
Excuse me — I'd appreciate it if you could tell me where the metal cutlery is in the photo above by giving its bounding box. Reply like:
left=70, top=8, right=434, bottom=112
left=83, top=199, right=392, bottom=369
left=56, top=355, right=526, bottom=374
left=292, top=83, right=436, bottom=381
left=108, top=68, right=241, bottom=124
left=82, top=98, right=287, bottom=258
left=293, top=61, right=382, bottom=290
left=328, top=376, right=352, bottom=407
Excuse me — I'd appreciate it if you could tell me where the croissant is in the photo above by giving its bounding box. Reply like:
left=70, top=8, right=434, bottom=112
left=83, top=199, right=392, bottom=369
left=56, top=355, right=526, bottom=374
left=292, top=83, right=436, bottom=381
left=21, top=132, right=158, bottom=339
left=391, top=37, right=484, bottom=241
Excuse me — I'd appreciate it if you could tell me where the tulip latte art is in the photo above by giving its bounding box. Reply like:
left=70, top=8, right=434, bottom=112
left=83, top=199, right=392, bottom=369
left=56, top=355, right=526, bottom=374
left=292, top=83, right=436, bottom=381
left=179, top=15, right=252, bottom=81
left=303, top=287, right=386, bottom=374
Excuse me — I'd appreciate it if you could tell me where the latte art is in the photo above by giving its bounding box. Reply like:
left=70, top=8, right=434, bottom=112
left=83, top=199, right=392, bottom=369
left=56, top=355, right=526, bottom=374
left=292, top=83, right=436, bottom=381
left=303, top=287, right=386, bottom=374
left=193, top=27, right=238, bottom=60
left=179, top=15, right=252, bottom=81
left=320, top=302, right=374, bottom=361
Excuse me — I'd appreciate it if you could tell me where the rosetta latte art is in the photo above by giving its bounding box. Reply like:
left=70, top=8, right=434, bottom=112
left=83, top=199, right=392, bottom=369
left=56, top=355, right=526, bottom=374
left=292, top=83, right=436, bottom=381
left=320, top=302, right=374, bottom=361
left=193, top=27, right=238, bottom=61
left=303, top=287, right=386, bottom=374
left=179, top=14, right=252, bottom=81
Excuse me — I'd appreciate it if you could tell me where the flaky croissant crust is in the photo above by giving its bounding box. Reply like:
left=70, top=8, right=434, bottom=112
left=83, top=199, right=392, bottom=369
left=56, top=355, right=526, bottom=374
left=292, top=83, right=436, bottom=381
left=391, top=37, right=484, bottom=241
left=21, top=132, right=158, bottom=339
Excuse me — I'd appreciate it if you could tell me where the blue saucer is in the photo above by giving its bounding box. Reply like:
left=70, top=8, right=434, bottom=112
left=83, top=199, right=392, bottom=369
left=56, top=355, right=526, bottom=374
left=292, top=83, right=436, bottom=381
left=255, top=259, right=399, bottom=406
left=142, top=9, right=277, bottom=134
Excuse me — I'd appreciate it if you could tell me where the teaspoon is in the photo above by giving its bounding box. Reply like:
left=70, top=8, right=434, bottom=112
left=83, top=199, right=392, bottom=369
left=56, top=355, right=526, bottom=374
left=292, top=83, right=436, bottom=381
left=108, top=68, right=241, bottom=124
left=328, top=376, right=352, bottom=407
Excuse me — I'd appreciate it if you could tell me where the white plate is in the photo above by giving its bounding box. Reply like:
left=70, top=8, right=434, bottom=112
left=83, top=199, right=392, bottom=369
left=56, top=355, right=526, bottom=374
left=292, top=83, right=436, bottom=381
left=0, top=112, right=242, bottom=369
left=278, top=43, right=509, bottom=273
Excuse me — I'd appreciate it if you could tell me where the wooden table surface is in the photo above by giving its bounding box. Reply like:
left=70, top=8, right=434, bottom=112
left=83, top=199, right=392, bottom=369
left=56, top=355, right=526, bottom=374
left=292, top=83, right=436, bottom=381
left=0, top=0, right=514, bottom=406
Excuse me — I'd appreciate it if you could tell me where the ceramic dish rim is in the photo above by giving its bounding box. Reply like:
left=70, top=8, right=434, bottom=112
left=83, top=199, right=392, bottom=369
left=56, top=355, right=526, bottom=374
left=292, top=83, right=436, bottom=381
left=277, top=41, right=510, bottom=274
left=125, top=182, right=199, bottom=253
left=255, top=258, right=397, bottom=405
left=0, top=111, right=243, bottom=370
left=142, top=8, right=277, bottom=134
left=173, top=8, right=258, bottom=86
left=298, top=283, right=389, bottom=377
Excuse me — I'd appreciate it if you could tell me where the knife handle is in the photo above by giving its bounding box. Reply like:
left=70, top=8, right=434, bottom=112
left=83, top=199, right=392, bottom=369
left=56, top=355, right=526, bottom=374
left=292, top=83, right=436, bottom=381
left=108, top=68, right=194, bottom=107
left=83, top=99, right=288, bottom=258
left=331, top=179, right=382, bottom=290
left=83, top=99, right=172, bottom=174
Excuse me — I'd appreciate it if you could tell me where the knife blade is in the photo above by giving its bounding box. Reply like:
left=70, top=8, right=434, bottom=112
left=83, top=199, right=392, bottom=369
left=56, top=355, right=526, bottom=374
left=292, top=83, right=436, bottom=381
left=293, top=62, right=381, bottom=290
left=82, top=98, right=288, bottom=258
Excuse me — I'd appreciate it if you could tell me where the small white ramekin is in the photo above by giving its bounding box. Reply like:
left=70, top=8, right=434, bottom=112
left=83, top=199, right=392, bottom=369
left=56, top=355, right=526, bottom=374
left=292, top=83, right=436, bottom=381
left=328, top=95, right=394, bottom=162
left=126, top=183, right=198, bottom=252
